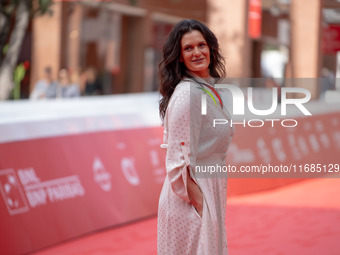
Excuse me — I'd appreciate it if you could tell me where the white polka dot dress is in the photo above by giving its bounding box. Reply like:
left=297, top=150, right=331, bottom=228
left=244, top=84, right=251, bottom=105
left=157, top=77, right=234, bottom=255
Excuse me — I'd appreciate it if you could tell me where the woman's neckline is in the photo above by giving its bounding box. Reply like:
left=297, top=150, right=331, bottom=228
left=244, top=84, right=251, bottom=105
left=185, top=71, right=215, bottom=86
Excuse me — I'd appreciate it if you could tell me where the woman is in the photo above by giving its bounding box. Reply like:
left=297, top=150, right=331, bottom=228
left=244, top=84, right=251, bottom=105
left=157, top=19, right=234, bottom=254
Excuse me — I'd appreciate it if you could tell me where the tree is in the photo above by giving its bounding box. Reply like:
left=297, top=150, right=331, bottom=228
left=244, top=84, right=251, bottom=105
left=0, top=0, right=53, bottom=100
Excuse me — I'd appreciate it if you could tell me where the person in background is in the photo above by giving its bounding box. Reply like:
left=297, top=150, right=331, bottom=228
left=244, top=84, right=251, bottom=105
left=83, top=67, right=102, bottom=96
left=56, top=68, right=80, bottom=98
left=30, top=66, right=57, bottom=99
left=320, top=67, right=336, bottom=100
left=69, top=68, right=82, bottom=97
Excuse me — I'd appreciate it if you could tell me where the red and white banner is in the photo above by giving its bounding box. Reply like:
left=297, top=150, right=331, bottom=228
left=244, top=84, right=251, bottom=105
left=322, top=24, right=340, bottom=54
left=0, top=126, right=166, bottom=254
left=248, top=0, right=262, bottom=39
left=227, top=111, right=340, bottom=195
left=0, top=94, right=340, bottom=254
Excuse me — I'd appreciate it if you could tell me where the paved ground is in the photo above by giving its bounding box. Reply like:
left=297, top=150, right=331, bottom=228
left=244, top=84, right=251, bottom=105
left=32, top=177, right=340, bottom=255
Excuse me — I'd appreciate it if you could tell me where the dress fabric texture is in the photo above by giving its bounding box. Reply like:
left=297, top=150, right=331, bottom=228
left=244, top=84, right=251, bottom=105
left=157, top=77, right=234, bottom=255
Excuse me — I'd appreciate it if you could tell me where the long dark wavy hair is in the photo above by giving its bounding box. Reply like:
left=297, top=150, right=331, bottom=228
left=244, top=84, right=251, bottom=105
left=158, top=19, right=226, bottom=121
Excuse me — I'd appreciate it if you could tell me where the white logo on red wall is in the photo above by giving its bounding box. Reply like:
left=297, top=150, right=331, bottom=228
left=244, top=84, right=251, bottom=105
left=93, top=157, right=111, bottom=192
left=121, top=157, right=140, bottom=185
left=0, top=169, right=29, bottom=215
left=0, top=167, right=85, bottom=215
left=149, top=149, right=166, bottom=183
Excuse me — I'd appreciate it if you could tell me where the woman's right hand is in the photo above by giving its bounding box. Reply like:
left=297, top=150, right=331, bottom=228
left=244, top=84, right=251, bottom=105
left=187, top=168, right=203, bottom=217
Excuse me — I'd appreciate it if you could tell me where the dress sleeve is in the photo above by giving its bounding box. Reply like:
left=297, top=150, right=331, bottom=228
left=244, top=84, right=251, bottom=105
left=165, top=83, right=202, bottom=203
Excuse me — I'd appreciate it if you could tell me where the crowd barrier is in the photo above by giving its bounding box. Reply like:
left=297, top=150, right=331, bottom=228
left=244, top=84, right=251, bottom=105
left=0, top=92, right=339, bottom=254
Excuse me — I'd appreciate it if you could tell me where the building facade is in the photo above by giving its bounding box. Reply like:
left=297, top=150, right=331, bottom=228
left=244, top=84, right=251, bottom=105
left=30, top=0, right=340, bottom=99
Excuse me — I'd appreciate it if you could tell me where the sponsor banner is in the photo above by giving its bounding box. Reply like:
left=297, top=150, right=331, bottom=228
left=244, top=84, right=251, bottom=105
left=0, top=127, right=166, bottom=255
left=322, top=24, right=340, bottom=54
left=0, top=95, right=339, bottom=254
left=248, top=0, right=262, bottom=39
left=225, top=111, right=340, bottom=195
left=226, top=111, right=340, bottom=178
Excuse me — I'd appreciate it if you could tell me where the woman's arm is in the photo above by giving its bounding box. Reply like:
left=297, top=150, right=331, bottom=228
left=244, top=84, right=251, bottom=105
left=166, top=82, right=203, bottom=214
left=187, top=167, right=203, bottom=216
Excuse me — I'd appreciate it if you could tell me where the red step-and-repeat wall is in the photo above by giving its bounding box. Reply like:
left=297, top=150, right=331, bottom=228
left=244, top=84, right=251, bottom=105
left=0, top=96, right=339, bottom=254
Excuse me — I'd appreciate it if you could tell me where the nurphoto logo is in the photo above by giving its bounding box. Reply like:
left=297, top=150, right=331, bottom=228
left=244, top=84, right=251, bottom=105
left=200, top=84, right=312, bottom=128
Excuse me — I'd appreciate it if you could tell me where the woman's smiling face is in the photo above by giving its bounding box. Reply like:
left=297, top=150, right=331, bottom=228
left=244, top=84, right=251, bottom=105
left=180, top=30, right=210, bottom=78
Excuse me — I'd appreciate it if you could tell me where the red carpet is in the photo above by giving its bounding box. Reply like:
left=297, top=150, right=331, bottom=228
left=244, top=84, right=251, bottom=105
left=32, top=178, right=340, bottom=255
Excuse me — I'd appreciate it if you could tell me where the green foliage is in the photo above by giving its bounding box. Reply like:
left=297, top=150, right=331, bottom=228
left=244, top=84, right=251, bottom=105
left=0, top=1, right=16, bottom=16
left=3, top=44, right=8, bottom=55
left=34, top=0, right=54, bottom=16
left=0, top=0, right=53, bottom=99
left=38, top=0, right=52, bottom=11
left=13, top=63, right=26, bottom=99
left=0, top=0, right=54, bottom=60
left=128, top=0, right=137, bottom=6
left=14, top=63, right=25, bottom=85
left=0, top=0, right=54, bottom=17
